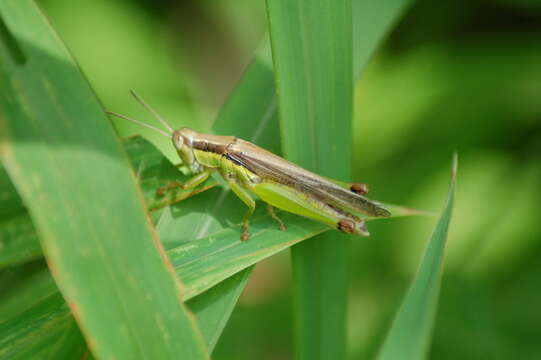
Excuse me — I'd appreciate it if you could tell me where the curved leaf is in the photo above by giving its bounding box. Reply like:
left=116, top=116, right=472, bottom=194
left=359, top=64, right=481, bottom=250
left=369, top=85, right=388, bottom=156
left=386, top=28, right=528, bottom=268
left=377, top=155, right=456, bottom=360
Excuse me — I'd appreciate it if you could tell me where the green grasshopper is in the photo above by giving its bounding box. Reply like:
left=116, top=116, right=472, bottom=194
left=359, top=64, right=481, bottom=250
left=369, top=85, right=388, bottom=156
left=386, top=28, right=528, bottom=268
left=108, top=92, right=391, bottom=240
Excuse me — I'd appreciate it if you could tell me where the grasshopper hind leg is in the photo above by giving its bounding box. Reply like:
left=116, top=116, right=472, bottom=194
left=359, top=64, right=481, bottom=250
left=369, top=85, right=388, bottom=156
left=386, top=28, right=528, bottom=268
left=337, top=218, right=368, bottom=236
left=252, top=182, right=371, bottom=237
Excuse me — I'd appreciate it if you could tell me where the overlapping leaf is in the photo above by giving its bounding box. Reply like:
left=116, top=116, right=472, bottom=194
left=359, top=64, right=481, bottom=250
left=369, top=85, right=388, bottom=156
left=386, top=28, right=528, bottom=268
left=378, top=156, right=456, bottom=360
left=0, top=1, right=208, bottom=358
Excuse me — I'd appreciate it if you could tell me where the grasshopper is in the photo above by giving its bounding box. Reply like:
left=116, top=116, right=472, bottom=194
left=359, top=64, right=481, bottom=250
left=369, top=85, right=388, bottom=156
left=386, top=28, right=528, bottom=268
left=108, top=92, right=391, bottom=240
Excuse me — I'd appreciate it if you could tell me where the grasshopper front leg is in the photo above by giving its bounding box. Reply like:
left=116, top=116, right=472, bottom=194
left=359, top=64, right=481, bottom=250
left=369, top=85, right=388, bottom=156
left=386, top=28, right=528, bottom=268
left=156, top=169, right=212, bottom=196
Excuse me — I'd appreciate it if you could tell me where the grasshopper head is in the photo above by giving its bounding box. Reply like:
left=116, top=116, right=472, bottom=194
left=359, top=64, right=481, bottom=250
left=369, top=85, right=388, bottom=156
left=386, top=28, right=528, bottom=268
left=173, top=127, right=200, bottom=172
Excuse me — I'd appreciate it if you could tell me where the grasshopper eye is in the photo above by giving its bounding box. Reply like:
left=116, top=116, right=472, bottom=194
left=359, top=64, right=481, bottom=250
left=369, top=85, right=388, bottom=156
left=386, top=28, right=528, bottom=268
left=172, top=132, right=184, bottom=150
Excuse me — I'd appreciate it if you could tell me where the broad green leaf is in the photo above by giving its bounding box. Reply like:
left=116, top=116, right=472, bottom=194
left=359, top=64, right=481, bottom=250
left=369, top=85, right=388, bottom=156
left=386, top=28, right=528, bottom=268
left=0, top=136, right=217, bottom=269
left=377, top=156, right=456, bottom=360
left=170, top=211, right=328, bottom=299
left=266, top=1, right=353, bottom=359
left=0, top=1, right=207, bottom=359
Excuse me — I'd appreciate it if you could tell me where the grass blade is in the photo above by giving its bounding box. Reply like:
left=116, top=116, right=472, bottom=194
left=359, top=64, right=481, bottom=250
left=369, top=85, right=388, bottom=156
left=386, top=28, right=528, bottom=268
left=0, top=162, right=41, bottom=267
left=353, top=0, right=414, bottom=76
left=377, top=155, right=457, bottom=360
left=187, top=270, right=252, bottom=350
left=266, top=1, right=353, bottom=358
left=0, top=213, right=40, bottom=268
left=0, top=1, right=207, bottom=358
left=0, top=261, right=88, bottom=359
left=212, top=40, right=280, bottom=154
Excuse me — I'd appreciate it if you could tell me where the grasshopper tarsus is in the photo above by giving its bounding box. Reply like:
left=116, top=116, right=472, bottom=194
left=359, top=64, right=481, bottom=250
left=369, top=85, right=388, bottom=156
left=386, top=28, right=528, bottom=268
left=337, top=219, right=354, bottom=234
left=241, top=217, right=251, bottom=240
left=337, top=218, right=369, bottom=236
left=156, top=180, right=183, bottom=197
left=241, top=218, right=252, bottom=241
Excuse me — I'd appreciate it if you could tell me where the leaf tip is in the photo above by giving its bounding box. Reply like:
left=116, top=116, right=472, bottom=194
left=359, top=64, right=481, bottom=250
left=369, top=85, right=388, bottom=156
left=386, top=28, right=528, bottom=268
left=451, top=152, right=458, bottom=183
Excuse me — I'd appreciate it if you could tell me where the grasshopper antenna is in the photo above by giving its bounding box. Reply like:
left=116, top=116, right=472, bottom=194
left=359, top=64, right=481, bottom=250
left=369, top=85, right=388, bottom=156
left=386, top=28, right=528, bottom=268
left=106, top=111, right=171, bottom=138
left=130, top=90, right=174, bottom=134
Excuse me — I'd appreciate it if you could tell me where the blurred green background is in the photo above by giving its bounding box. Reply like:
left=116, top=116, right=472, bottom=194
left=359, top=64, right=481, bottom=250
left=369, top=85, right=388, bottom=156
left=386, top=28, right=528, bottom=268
left=36, top=0, right=541, bottom=359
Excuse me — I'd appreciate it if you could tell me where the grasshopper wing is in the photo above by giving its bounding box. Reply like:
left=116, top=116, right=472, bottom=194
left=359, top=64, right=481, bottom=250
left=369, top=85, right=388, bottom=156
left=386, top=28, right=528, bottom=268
left=226, top=140, right=391, bottom=218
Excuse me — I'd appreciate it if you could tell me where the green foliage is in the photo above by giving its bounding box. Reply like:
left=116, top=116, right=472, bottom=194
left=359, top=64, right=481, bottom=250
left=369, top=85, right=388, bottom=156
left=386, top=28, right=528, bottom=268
left=5, top=0, right=538, bottom=359
left=378, top=156, right=456, bottom=360
left=0, top=135, right=416, bottom=357
left=0, top=1, right=207, bottom=358
left=266, top=1, right=353, bottom=359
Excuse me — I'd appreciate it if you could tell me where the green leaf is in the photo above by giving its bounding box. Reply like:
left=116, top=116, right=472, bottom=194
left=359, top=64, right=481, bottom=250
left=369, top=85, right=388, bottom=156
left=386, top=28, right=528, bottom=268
left=266, top=1, right=354, bottom=359
left=0, top=1, right=207, bottom=359
left=353, top=0, right=414, bottom=76
left=0, top=161, right=41, bottom=267
left=170, top=211, right=328, bottom=299
left=187, top=270, right=252, bottom=351
left=0, top=292, right=84, bottom=360
left=0, top=212, right=41, bottom=268
left=0, top=261, right=88, bottom=359
left=0, top=136, right=217, bottom=269
left=377, top=155, right=457, bottom=360
left=212, top=40, right=280, bottom=155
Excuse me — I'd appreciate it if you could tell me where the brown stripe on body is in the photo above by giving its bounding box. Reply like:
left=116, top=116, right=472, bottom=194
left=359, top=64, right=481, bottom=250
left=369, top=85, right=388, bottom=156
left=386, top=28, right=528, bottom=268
left=192, top=139, right=230, bottom=154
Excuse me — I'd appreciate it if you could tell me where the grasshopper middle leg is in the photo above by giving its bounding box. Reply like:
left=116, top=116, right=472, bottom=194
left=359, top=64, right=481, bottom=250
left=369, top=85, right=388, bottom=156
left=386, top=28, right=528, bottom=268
left=227, top=181, right=256, bottom=241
